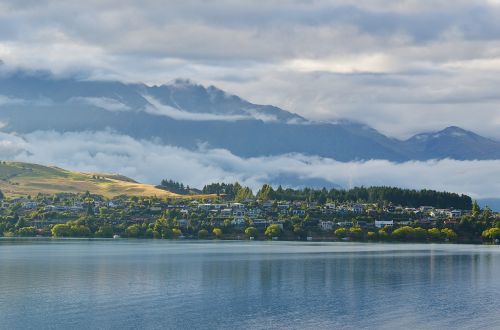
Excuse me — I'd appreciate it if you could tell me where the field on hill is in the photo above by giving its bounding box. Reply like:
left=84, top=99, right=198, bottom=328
left=0, top=161, right=187, bottom=198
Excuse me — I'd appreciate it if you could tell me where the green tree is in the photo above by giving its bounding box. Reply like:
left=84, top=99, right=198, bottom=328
left=427, top=228, right=442, bottom=241
left=482, top=228, right=500, bottom=241
left=441, top=228, right=457, bottom=241
left=212, top=227, right=223, bottom=239
left=51, top=224, right=72, bottom=237
left=70, top=224, right=91, bottom=237
left=265, top=224, right=282, bottom=238
left=392, top=226, right=416, bottom=241
left=244, top=226, right=258, bottom=238
left=95, top=225, right=114, bottom=238
left=378, top=229, right=389, bottom=240
left=334, top=227, right=348, bottom=238
left=472, top=200, right=481, bottom=218
left=198, top=229, right=208, bottom=239
left=126, top=224, right=140, bottom=238
left=257, top=184, right=274, bottom=201
left=17, top=226, right=37, bottom=237
left=349, top=227, right=363, bottom=240
left=172, top=228, right=182, bottom=238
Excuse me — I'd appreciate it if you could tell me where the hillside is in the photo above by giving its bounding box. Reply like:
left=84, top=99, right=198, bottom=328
left=0, top=161, right=185, bottom=198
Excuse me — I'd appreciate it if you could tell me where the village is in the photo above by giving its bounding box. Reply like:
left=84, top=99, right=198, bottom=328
left=1, top=189, right=496, bottom=242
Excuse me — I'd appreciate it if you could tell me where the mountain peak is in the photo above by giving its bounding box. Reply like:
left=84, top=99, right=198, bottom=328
left=167, top=78, right=198, bottom=87
left=440, top=126, right=470, bottom=136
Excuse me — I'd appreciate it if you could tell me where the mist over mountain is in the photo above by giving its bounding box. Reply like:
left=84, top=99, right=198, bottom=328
left=1, top=71, right=499, bottom=163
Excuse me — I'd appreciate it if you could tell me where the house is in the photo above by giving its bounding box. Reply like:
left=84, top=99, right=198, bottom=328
left=233, top=210, right=245, bottom=217
left=351, top=204, right=364, bottom=214
left=292, top=209, right=305, bottom=216
left=177, top=219, right=189, bottom=228
left=262, top=201, right=274, bottom=209
left=252, top=219, right=272, bottom=229
left=325, top=203, right=336, bottom=209
left=221, top=208, right=232, bottom=217
left=230, top=202, right=244, bottom=209
left=247, top=208, right=261, bottom=218
left=231, top=217, right=246, bottom=227
left=22, top=201, right=38, bottom=209
left=319, top=221, right=335, bottom=231
left=375, top=220, right=394, bottom=228
left=448, top=210, right=462, bottom=219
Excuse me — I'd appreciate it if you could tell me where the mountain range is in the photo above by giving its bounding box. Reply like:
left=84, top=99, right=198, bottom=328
left=1, top=70, right=500, bottom=162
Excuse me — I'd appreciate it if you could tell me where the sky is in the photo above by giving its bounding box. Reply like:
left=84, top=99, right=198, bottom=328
left=1, top=0, right=500, bottom=139
left=0, top=0, right=500, bottom=203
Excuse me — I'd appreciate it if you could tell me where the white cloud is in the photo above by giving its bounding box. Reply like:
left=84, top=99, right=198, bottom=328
left=142, top=94, right=249, bottom=121
left=0, top=129, right=499, bottom=199
left=1, top=0, right=500, bottom=139
left=69, top=97, right=131, bottom=112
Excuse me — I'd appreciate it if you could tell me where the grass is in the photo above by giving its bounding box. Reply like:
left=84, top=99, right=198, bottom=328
left=0, top=161, right=206, bottom=199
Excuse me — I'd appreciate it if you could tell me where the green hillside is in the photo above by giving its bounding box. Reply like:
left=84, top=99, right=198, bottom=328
left=0, top=161, right=183, bottom=198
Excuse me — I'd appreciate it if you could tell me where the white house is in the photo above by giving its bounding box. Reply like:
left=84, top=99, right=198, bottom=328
left=319, top=221, right=335, bottom=231
left=375, top=220, right=394, bottom=228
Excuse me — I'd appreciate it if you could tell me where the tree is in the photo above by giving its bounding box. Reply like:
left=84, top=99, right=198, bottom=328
left=212, top=228, right=223, bottom=239
left=349, top=227, right=363, bottom=240
left=126, top=224, right=140, bottom=238
left=481, top=207, right=493, bottom=222
left=172, top=228, right=182, bottom=238
left=428, top=228, right=442, bottom=241
left=482, top=228, right=500, bottom=241
left=441, top=228, right=457, bottom=241
left=198, top=229, right=208, bottom=239
left=472, top=200, right=481, bottom=218
left=17, top=226, right=37, bottom=237
left=265, top=224, right=282, bottom=238
left=257, top=184, right=274, bottom=201
left=334, top=228, right=348, bottom=238
left=51, top=224, right=72, bottom=237
left=392, top=226, right=428, bottom=241
left=244, top=226, right=258, bottom=238
left=95, top=225, right=114, bottom=238
left=378, top=229, right=389, bottom=240
left=71, top=224, right=91, bottom=237
left=292, top=224, right=304, bottom=238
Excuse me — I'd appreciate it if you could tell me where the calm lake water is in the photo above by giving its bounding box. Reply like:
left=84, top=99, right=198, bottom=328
left=1, top=240, right=500, bottom=330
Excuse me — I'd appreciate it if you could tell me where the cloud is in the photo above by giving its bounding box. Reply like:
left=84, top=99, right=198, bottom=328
left=1, top=0, right=500, bottom=139
left=69, top=97, right=131, bottom=112
left=142, top=94, right=250, bottom=121
left=0, top=129, right=499, bottom=199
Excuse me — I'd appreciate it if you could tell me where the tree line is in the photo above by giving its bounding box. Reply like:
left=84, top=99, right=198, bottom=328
left=201, top=182, right=472, bottom=210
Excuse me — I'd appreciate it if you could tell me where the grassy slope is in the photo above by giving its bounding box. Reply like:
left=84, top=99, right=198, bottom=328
left=0, top=161, right=186, bottom=198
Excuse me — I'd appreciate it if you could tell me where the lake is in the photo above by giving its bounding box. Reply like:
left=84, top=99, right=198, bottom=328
left=1, top=239, right=500, bottom=329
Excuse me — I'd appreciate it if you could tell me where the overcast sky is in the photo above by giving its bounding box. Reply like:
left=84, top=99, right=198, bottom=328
left=1, top=0, right=500, bottom=139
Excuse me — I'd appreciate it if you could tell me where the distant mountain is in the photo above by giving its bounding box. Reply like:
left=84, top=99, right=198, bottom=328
left=405, top=126, right=500, bottom=160
left=1, top=70, right=500, bottom=162
left=478, top=198, right=500, bottom=212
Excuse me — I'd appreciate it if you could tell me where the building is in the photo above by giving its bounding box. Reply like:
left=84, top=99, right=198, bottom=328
left=375, top=220, right=394, bottom=228
left=319, top=221, right=335, bottom=231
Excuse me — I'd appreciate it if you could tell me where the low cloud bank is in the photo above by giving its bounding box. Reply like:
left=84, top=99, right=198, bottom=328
left=0, top=130, right=499, bottom=199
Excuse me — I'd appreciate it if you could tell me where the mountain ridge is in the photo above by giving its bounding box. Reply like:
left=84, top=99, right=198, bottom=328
left=1, top=71, right=500, bottom=162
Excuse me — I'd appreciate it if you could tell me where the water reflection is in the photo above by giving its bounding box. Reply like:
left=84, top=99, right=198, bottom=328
left=1, top=240, right=500, bottom=329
